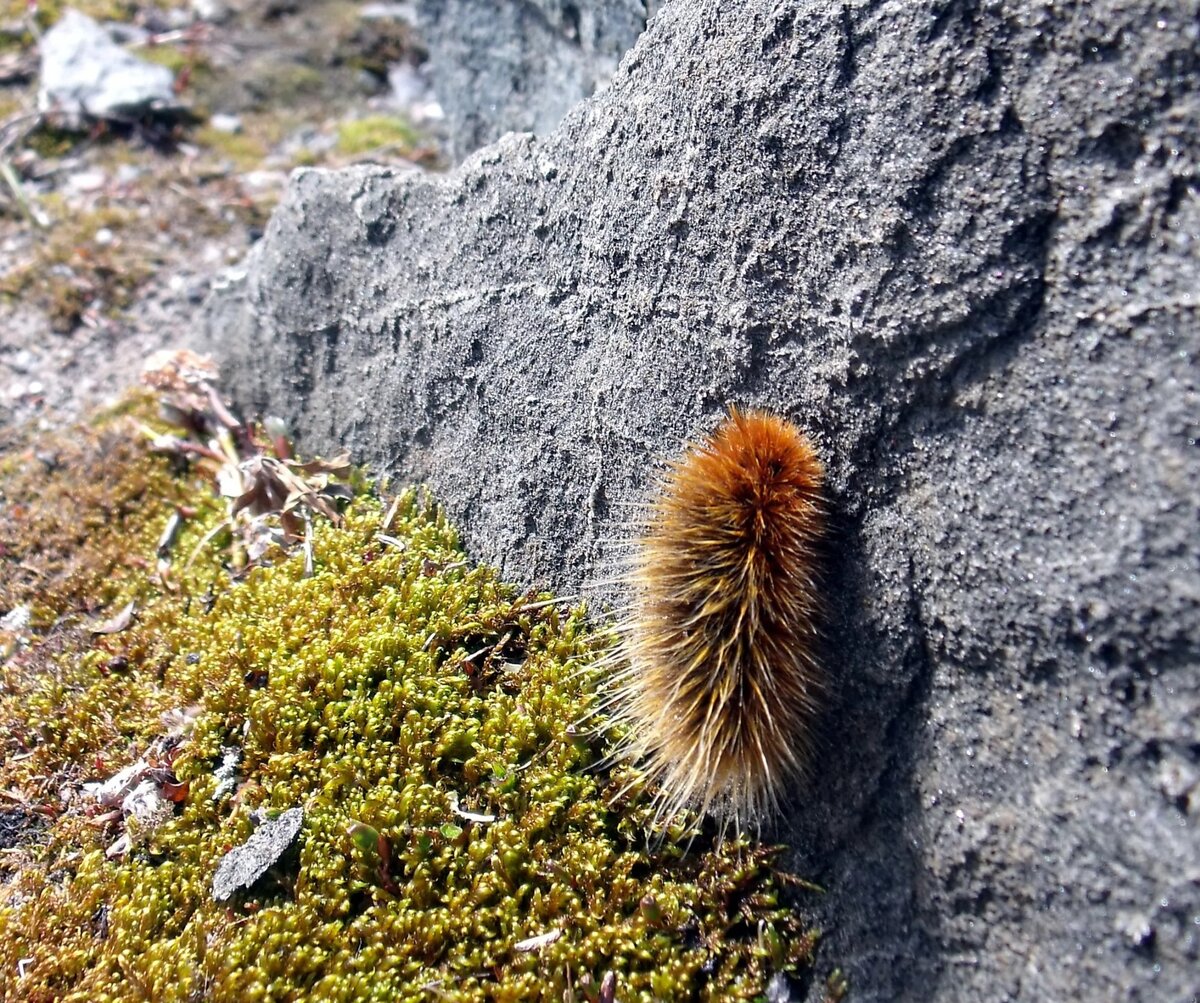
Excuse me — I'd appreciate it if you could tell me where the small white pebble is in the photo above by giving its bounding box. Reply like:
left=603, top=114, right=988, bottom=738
left=209, top=112, right=243, bottom=134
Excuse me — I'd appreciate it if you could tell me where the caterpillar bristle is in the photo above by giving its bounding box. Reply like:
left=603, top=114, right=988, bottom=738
left=606, top=406, right=826, bottom=833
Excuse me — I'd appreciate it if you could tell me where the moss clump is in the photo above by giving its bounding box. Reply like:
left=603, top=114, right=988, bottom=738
left=335, top=114, right=419, bottom=158
left=0, top=93, right=24, bottom=121
left=28, top=2, right=138, bottom=27
left=137, top=41, right=212, bottom=98
left=0, top=1, right=187, bottom=31
left=0, top=392, right=202, bottom=625
left=0, top=1, right=160, bottom=51
left=0, top=201, right=154, bottom=331
left=22, top=123, right=80, bottom=160
left=0, top=399, right=818, bottom=1002
left=192, top=121, right=270, bottom=171
left=0, top=1, right=197, bottom=60
left=248, top=60, right=327, bottom=106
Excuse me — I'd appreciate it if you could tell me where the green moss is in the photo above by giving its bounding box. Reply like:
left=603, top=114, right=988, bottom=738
left=138, top=42, right=212, bottom=97
left=824, top=969, right=850, bottom=1002
left=251, top=61, right=326, bottom=104
left=0, top=0, right=136, bottom=39
left=0, top=392, right=200, bottom=624
left=336, top=115, right=419, bottom=158
left=0, top=400, right=818, bottom=1002
left=5, top=1, right=186, bottom=29
left=0, top=1, right=196, bottom=56
left=23, top=123, right=80, bottom=159
left=0, top=201, right=153, bottom=331
left=34, top=2, right=138, bottom=25
left=192, top=122, right=270, bottom=171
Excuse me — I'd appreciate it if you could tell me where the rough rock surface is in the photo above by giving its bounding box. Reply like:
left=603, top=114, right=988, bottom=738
left=204, top=1, right=1200, bottom=1000
left=413, top=0, right=654, bottom=159
left=37, top=10, right=179, bottom=122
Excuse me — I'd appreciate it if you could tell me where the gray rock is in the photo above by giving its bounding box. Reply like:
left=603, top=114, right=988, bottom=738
left=204, top=0, right=1200, bottom=1000
left=38, top=9, right=179, bottom=124
left=360, top=1, right=417, bottom=21
left=413, top=0, right=652, bottom=159
left=385, top=63, right=440, bottom=122
left=211, top=807, right=303, bottom=902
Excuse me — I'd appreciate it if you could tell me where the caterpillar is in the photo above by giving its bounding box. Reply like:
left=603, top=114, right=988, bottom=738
left=607, top=407, right=826, bottom=832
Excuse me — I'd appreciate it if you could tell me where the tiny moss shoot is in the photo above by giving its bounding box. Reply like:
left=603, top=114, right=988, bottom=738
left=0, top=395, right=818, bottom=1002
left=335, top=115, right=419, bottom=157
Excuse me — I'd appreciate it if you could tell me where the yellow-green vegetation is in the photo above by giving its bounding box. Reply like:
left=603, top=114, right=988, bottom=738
left=0, top=200, right=153, bottom=331
left=0, top=397, right=818, bottom=1002
left=0, top=394, right=196, bottom=626
left=0, top=153, right=275, bottom=331
left=0, top=1, right=187, bottom=33
left=336, top=114, right=419, bottom=158
left=192, top=121, right=270, bottom=171
left=138, top=39, right=212, bottom=91
left=250, top=60, right=327, bottom=105
left=0, top=1, right=197, bottom=61
left=25, top=2, right=138, bottom=27
left=825, top=969, right=849, bottom=1002
left=22, top=123, right=80, bottom=160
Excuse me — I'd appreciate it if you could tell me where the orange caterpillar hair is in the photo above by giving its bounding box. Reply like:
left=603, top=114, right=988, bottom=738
left=610, top=407, right=826, bottom=830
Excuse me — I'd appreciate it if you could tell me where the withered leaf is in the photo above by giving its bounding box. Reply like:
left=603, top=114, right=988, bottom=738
left=89, top=601, right=135, bottom=635
left=290, top=453, right=353, bottom=478
left=158, top=778, right=189, bottom=803
left=513, top=929, right=562, bottom=953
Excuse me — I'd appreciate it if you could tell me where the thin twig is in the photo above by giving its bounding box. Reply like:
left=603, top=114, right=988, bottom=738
left=0, top=158, right=48, bottom=227
left=512, top=596, right=578, bottom=614
left=0, top=109, right=44, bottom=157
